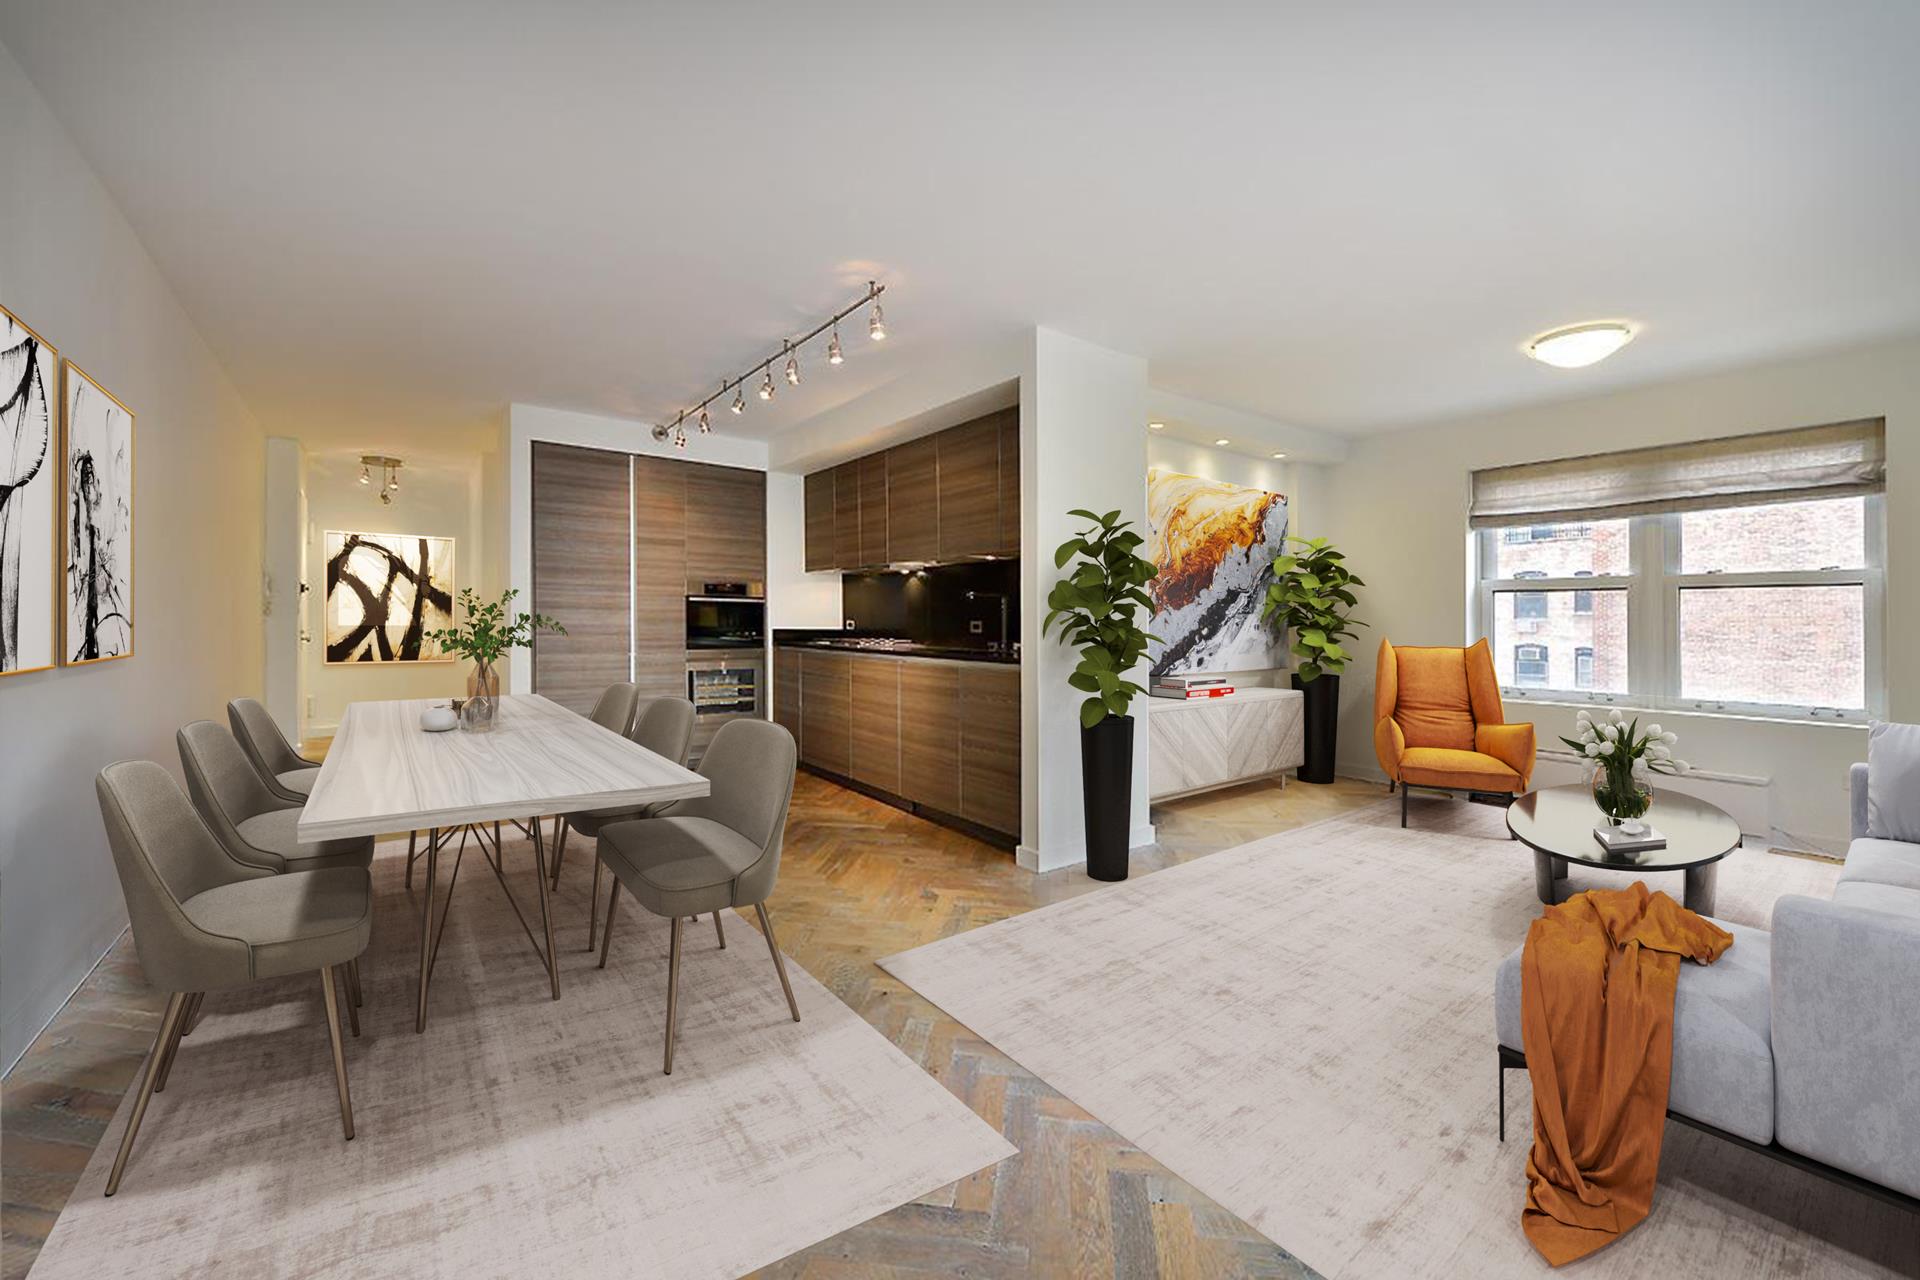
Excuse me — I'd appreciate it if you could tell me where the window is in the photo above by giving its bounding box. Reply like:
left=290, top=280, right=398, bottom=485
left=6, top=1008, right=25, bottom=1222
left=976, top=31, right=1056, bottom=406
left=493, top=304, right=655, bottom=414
left=1470, top=423, right=1885, bottom=719
left=1514, top=644, right=1549, bottom=686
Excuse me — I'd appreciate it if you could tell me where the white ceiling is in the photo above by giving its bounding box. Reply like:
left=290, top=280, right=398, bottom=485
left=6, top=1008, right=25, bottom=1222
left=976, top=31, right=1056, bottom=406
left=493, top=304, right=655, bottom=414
left=4, top=2, right=1917, bottom=456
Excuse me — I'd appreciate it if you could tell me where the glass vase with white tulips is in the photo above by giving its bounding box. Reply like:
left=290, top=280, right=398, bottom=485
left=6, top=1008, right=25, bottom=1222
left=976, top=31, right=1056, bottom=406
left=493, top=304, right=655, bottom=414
left=1561, top=708, right=1690, bottom=826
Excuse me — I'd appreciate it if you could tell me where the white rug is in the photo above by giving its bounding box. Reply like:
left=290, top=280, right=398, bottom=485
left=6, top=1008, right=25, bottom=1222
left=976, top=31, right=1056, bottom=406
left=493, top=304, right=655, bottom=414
left=880, top=798, right=1919, bottom=1279
left=30, top=831, right=1014, bottom=1279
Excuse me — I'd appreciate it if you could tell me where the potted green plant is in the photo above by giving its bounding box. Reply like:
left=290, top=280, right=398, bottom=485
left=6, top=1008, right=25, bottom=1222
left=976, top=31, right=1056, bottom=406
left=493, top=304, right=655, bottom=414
left=1043, top=508, right=1159, bottom=881
left=426, top=587, right=566, bottom=732
left=1260, top=536, right=1365, bottom=783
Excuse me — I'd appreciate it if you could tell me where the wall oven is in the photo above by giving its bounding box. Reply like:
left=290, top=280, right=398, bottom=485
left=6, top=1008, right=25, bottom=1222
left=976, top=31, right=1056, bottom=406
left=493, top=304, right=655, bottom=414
left=685, top=593, right=764, bottom=650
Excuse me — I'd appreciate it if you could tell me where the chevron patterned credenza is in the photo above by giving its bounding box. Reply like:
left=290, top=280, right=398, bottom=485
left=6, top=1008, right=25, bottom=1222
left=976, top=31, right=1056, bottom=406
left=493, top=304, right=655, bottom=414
left=1145, top=686, right=1306, bottom=801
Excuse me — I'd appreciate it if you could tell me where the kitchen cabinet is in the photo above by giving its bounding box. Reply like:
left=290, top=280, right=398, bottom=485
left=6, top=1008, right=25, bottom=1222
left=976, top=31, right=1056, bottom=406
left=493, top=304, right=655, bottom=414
left=858, top=453, right=889, bottom=568
left=886, top=435, right=939, bottom=564
left=631, top=455, right=688, bottom=701
left=936, top=416, right=1001, bottom=561
left=833, top=461, right=862, bottom=570
left=804, top=470, right=835, bottom=572
left=850, top=656, right=901, bottom=793
left=959, top=665, right=1021, bottom=835
left=531, top=442, right=632, bottom=717
left=996, top=409, right=1020, bottom=557
left=897, top=660, right=961, bottom=815
left=684, top=462, right=766, bottom=593
left=773, top=646, right=803, bottom=750
left=799, top=651, right=852, bottom=777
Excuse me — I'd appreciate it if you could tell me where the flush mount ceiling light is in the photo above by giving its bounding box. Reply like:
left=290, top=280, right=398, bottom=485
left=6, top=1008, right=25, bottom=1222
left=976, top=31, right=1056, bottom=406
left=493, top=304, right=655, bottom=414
left=1271, top=451, right=1288, bottom=459
left=1214, top=438, right=1231, bottom=447
left=653, top=280, right=888, bottom=450
left=1147, top=421, right=1165, bottom=431
left=1525, top=321, right=1634, bottom=369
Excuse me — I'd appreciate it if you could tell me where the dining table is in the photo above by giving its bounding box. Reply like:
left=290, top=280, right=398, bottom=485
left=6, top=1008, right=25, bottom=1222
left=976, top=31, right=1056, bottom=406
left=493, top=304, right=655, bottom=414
left=297, top=694, right=709, bottom=1032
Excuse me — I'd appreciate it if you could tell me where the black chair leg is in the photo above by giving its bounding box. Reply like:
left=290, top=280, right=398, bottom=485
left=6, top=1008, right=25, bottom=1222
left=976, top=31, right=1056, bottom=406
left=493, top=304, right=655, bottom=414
left=1401, top=783, right=1409, bottom=828
left=1498, top=1055, right=1506, bottom=1142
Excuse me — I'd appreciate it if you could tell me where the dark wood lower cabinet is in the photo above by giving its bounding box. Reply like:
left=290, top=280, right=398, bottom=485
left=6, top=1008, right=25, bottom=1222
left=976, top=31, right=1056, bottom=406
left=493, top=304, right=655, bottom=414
left=799, top=652, right=852, bottom=777
left=850, top=657, right=901, bottom=793
left=773, top=647, right=803, bottom=750
left=896, top=661, right=962, bottom=817
left=959, top=665, right=1021, bottom=835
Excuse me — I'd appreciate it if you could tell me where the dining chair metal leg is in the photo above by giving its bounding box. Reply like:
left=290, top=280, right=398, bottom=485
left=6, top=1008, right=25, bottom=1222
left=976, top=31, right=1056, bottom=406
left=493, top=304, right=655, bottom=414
left=346, top=957, right=363, bottom=1008
left=152, top=993, right=197, bottom=1093
left=755, top=903, right=802, bottom=1023
left=177, top=990, right=206, bottom=1038
left=712, top=908, right=726, bottom=949
left=336, top=965, right=361, bottom=1037
left=406, top=830, right=418, bottom=889
left=597, top=878, right=622, bottom=969
left=319, top=966, right=355, bottom=1140
left=416, top=827, right=438, bottom=1033
left=529, top=815, right=561, bottom=1000
left=664, top=916, right=684, bottom=1075
left=586, top=855, right=603, bottom=952
left=105, top=991, right=188, bottom=1196
left=549, top=819, right=570, bottom=889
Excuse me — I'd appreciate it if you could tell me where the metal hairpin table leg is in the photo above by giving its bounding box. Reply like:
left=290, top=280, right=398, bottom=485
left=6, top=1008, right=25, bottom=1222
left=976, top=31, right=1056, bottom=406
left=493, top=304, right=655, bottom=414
left=415, top=826, right=438, bottom=1033
left=530, top=816, right=560, bottom=999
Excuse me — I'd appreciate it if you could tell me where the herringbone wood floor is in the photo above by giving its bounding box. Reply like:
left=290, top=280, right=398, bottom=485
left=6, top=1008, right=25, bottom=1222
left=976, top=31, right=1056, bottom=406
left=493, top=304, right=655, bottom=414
left=2, top=752, right=1382, bottom=1279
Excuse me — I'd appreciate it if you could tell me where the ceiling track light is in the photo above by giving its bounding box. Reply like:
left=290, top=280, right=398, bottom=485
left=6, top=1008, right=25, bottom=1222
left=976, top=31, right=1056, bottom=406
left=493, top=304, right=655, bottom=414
left=359, top=455, right=403, bottom=505
left=653, top=281, right=889, bottom=452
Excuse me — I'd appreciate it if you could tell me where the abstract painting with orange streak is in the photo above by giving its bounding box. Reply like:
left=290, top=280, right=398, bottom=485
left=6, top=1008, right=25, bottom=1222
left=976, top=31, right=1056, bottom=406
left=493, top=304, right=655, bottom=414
left=1146, top=468, right=1288, bottom=676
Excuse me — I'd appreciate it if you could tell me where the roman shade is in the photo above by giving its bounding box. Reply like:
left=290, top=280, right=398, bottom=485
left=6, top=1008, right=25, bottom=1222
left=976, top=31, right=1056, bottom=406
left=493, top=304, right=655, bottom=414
left=1468, top=418, right=1886, bottom=528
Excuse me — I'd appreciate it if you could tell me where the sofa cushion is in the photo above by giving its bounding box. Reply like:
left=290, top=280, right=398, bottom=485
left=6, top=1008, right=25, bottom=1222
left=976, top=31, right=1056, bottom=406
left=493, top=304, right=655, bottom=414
left=1495, top=918, right=1775, bottom=1144
left=1831, top=880, right=1920, bottom=920
left=1839, top=837, right=1920, bottom=892
left=1394, top=647, right=1476, bottom=751
left=1400, top=747, right=1519, bottom=792
left=1865, top=720, right=1920, bottom=842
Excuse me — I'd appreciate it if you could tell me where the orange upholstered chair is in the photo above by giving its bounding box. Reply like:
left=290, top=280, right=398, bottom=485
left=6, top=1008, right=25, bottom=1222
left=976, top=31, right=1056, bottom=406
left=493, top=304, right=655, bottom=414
left=1374, top=637, right=1535, bottom=827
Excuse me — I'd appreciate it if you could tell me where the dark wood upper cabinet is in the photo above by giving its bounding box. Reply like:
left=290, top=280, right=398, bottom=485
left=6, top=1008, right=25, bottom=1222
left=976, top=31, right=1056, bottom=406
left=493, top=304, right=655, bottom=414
left=631, top=455, right=688, bottom=701
left=684, top=462, right=765, bottom=593
left=833, top=461, right=862, bottom=570
left=886, top=436, right=940, bottom=564
left=937, top=418, right=1001, bottom=561
left=996, top=410, right=1020, bottom=557
left=803, top=469, right=835, bottom=572
left=858, top=453, right=889, bottom=568
left=959, top=664, right=1021, bottom=837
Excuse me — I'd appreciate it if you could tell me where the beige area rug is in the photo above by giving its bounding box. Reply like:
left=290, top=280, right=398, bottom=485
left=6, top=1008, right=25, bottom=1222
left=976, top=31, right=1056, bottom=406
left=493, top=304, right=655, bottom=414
left=881, top=797, right=1919, bottom=1279
left=30, top=830, right=1014, bottom=1279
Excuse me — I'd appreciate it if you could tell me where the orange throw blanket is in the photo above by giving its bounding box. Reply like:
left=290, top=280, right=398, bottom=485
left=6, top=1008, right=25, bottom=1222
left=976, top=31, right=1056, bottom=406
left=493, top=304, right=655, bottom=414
left=1519, top=881, right=1733, bottom=1266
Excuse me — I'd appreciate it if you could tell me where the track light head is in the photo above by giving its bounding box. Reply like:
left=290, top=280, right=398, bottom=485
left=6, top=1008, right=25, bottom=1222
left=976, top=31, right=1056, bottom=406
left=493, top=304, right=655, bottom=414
left=784, top=340, right=800, bottom=386
left=698, top=406, right=711, bottom=434
left=868, top=297, right=886, bottom=341
left=759, top=367, right=775, bottom=400
left=731, top=385, right=745, bottom=414
left=827, top=326, right=843, bottom=365
left=358, top=466, right=370, bottom=485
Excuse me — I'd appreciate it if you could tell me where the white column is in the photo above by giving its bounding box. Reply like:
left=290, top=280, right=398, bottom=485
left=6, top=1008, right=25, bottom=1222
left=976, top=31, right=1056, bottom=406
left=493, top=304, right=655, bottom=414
left=1019, top=327, right=1154, bottom=872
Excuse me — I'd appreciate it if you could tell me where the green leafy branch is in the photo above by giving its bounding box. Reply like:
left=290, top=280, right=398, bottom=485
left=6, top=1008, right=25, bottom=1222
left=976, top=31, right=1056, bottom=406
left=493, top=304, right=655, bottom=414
left=1043, top=508, right=1160, bottom=728
left=425, top=587, right=566, bottom=666
left=1259, top=535, right=1365, bottom=683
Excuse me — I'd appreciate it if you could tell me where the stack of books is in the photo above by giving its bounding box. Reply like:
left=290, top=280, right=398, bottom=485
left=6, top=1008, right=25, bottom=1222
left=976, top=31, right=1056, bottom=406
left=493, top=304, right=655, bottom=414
left=1591, top=824, right=1668, bottom=855
left=1150, top=674, right=1235, bottom=700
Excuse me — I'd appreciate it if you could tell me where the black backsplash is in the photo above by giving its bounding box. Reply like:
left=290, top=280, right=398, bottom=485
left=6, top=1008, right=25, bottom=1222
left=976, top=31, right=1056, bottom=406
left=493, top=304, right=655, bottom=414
left=841, top=560, right=1021, bottom=651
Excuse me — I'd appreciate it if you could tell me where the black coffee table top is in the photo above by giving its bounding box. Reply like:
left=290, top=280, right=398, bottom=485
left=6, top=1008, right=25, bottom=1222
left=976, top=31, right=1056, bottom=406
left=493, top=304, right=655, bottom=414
left=1506, top=785, right=1742, bottom=872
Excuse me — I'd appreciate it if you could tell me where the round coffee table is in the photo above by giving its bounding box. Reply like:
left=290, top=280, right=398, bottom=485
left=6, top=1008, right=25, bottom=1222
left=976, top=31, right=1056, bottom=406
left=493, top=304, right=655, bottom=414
left=1506, top=785, right=1742, bottom=916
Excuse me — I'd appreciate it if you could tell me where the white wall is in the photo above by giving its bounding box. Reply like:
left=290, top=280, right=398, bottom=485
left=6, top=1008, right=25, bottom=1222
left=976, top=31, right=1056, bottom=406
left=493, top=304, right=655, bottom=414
left=262, top=437, right=304, bottom=740
left=301, top=452, right=481, bottom=736
left=0, top=46, right=266, bottom=1069
left=1322, top=335, right=1920, bottom=852
left=764, top=470, right=842, bottom=632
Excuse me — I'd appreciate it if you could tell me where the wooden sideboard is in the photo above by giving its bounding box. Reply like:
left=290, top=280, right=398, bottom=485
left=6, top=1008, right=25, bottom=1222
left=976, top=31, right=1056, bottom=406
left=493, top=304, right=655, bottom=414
left=1145, top=687, right=1305, bottom=801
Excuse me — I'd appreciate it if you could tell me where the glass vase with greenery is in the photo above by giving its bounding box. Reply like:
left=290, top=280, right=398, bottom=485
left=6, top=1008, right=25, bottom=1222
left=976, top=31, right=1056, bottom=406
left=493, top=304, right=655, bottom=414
left=1562, top=708, right=1690, bottom=825
left=426, top=587, right=566, bottom=732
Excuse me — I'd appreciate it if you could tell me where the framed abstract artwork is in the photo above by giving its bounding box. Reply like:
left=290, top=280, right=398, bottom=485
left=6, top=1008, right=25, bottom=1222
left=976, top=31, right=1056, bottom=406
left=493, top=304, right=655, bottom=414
left=323, top=530, right=456, bottom=663
left=1, top=304, right=59, bottom=677
left=62, top=361, right=135, bottom=665
left=1145, top=467, right=1289, bottom=676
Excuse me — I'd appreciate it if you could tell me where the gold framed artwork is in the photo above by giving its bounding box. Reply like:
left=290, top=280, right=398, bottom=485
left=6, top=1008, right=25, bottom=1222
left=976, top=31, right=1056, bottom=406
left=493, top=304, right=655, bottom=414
left=61, top=361, right=136, bottom=665
left=322, top=530, right=456, bottom=664
left=1, top=303, right=60, bottom=677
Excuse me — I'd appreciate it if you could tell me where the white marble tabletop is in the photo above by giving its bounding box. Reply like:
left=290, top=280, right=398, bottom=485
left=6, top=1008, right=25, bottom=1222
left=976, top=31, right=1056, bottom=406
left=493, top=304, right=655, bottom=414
left=297, top=694, right=709, bottom=841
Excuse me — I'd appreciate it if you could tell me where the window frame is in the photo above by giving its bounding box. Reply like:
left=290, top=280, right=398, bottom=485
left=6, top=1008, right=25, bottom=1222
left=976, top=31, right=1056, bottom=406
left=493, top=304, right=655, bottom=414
left=1472, top=495, right=1884, bottom=721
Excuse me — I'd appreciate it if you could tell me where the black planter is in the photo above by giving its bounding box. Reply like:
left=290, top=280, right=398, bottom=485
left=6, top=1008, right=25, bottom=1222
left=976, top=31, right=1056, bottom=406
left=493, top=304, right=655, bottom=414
left=1081, top=713, right=1135, bottom=881
left=1292, top=671, right=1340, bottom=784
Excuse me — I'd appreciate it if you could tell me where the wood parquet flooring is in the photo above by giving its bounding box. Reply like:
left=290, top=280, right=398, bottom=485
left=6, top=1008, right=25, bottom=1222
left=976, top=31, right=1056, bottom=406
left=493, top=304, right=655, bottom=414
left=2, top=746, right=1382, bottom=1280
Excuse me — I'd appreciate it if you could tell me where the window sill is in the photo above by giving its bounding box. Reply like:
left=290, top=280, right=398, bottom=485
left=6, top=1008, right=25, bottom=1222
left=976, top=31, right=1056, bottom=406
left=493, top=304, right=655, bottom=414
left=1500, top=693, right=1871, bottom=731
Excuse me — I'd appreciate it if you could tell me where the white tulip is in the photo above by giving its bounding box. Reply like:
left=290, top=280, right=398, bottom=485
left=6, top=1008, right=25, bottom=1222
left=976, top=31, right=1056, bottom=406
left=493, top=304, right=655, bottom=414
left=1609, top=708, right=1625, bottom=724
left=1600, top=723, right=1618, bottom=740
left=1661, top=731, right=1678, bottom=745
left=1646, top=723, right=1662, bottom=736
left=1631, top=759, right=1651, bottom=778
left=1575, top=709, right=1593, bottom=725
left=1598, top=741, right=1615, bottom=756
left=1672, top=760, right=1691, bottom=774
left=1647, top=744, right=1671, bottom=760
left=1585, top=742, right=1602, bottom=757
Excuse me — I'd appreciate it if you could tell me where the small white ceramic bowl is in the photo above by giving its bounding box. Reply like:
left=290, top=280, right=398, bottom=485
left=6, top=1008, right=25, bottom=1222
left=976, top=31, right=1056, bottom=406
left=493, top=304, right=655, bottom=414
left=421, top=706, right=459, bottom=733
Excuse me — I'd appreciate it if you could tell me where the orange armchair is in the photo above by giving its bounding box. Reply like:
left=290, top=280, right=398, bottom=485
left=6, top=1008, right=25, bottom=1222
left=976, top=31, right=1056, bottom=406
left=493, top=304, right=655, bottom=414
left=1374, top=637, right=1535, bottom=827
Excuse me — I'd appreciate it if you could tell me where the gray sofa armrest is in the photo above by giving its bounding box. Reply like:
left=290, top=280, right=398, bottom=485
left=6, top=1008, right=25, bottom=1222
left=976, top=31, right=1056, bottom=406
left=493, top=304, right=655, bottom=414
left=1771, top=894, right=1920, bottom=1199
left=1850, top=761, right=1870, bottom=841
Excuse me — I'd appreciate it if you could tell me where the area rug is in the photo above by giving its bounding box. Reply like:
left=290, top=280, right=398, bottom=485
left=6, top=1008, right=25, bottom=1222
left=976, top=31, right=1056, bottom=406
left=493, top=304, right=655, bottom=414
left=29, top=829, right=1014, bottom=1279
left=880, top=798, right=1919, bottom=1279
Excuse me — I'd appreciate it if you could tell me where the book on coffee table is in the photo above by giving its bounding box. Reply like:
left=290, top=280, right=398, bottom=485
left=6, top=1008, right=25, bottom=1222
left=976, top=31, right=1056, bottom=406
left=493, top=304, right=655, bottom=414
left=1592, top=824, right=1668, bottom=855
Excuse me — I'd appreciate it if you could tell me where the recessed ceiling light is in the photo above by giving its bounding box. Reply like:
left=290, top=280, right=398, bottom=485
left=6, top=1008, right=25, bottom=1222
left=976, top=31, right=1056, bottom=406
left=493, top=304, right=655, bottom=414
left=1148, top=421, right=1165, bottom=430
left=1271, top=452, right=1287, bottom=459
left=1215, top=438, right=1231, bottom=446
left=1526, top=322, right=1634, bottom=369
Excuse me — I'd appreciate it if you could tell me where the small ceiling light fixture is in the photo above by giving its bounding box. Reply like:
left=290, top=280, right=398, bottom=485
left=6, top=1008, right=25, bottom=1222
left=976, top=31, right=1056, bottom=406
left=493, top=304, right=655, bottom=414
left=1525, top=321, right=1635, bottom=369
left=827, top=325, right=843, bottom=365
left=1148, top=421, right=1165, bottom=431
left=868, top=284, right=886, bottom=341
left=1271, top=451, right=1288, bottom=459
left=731, top=384, right=745, bottom=414
left=698, top=406, right=711, bottom=434
left=1215, top=438, right=1231, bottom=447
left=359, top=455, right=403, bottom=505
left=758, top=366, right=776, bottom=400
left=783, top=340, right=801, bottom=386
left=358, top=465, right=371, bottom=485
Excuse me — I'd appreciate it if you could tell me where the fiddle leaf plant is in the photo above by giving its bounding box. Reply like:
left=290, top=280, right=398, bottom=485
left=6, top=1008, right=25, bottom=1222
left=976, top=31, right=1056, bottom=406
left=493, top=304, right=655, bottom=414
left=1259, top=535, right=1365, bottom=683
left=426, top=587, right=566, bottom=666
left=1042, top=508, right=1160, bottom=728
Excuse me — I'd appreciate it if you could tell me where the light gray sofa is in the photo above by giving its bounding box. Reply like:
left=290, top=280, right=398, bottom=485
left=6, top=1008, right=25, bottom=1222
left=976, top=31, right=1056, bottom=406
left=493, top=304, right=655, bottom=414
left=1494, top=761, right=1920, bottom=1208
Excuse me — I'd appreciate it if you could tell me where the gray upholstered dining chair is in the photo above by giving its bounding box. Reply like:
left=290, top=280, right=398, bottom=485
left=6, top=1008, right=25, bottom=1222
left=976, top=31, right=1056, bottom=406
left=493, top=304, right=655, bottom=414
left=594, top=718, right=799, bottom=1074
left=227, top=697, right=321, bottom=803
left=94, top=760, right=370, bottom=1195
left=177, top=721, right=374, bottom=875
left=548, top=695, right=696, bottom=951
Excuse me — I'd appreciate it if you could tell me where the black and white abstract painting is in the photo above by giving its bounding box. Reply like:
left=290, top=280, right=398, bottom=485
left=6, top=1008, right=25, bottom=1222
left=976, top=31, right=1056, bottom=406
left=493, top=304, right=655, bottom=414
left=323, top=530, right=455, bottom=663
left=62, top=362, right=134, bottom=665
left=1, top=305, right=58, bottom=676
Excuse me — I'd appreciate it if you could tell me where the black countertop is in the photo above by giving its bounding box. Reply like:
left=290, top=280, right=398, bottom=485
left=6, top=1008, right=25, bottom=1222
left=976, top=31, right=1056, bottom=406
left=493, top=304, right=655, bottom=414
left=773, top=632, right=1019, bottom=665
